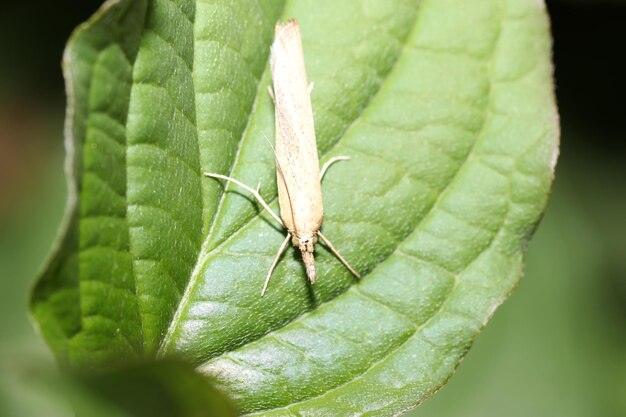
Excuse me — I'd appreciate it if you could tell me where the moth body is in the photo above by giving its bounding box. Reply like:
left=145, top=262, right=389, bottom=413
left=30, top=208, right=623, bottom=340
left=271, top=20, right=323, bottom=284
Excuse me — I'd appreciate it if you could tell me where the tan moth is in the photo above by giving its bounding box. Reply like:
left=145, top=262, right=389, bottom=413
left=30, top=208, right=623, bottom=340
left=205, top=20, right=360, bottom=295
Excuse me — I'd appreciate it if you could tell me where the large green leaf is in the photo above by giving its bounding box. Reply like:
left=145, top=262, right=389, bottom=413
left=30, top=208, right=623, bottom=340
left=31, top=0, right=559, bottom=414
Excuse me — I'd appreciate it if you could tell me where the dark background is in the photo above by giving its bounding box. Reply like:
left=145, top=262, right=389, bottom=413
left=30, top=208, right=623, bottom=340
left=1, top=1, right=624, bottom=416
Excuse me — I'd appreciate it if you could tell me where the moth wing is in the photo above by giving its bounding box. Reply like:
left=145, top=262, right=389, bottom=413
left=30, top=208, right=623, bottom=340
left=270, top=21, right=323, bottom=235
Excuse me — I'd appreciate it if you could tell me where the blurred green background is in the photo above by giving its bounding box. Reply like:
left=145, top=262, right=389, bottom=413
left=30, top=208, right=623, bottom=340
left=1, top=1, right=624, bottom=416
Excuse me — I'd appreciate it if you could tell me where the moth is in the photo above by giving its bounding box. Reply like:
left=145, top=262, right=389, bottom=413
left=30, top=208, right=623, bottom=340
left=206, top=20, right=360, bottom=295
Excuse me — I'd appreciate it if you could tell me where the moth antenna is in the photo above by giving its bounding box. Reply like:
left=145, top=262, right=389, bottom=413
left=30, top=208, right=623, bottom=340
left=263, top=134, right=298, bottom=235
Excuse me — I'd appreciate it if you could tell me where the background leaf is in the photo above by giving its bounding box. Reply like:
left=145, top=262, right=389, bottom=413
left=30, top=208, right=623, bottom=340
left=31, top=0, right=558, bottom=415
left=1, top=357, right=237, bottom=417
left=71, top=360, right=238, bottom=417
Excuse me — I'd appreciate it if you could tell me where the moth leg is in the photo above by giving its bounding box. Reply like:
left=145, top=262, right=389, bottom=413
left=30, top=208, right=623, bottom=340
left=308, top=82, right=314, bottom=95
left=320, top=156, right=351, bottom=181
left=262, top=232, right=291, bottom=296
left=267, top=85, right=275, bottom=103
left=317, top=231, right=361, bottom=279
left=204, top=173, right=283, bottom=227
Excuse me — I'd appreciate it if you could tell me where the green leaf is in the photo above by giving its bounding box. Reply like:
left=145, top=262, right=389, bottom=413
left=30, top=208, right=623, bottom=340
left=31, top=0, right=559, bottom=415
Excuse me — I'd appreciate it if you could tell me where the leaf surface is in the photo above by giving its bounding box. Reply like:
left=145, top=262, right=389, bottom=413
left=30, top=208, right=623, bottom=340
left=31, top=0, right=559, bottom=414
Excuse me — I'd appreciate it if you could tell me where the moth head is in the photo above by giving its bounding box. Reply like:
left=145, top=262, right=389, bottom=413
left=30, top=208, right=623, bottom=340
left=292, top=233, right=317, bottom=253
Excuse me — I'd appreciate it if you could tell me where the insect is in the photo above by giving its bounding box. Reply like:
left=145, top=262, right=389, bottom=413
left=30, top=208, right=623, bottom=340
left=205, top=20, right=360, bottom=295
